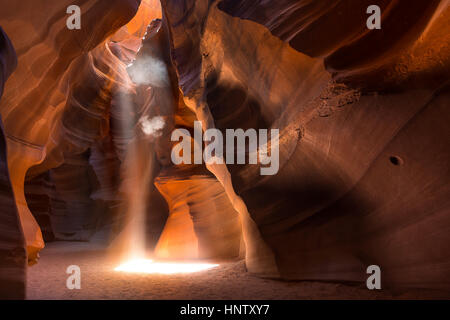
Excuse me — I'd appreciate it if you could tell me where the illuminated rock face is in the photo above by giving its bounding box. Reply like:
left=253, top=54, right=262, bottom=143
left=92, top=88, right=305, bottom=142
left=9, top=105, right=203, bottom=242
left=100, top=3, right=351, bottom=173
left=0, top=0, right=449, bottom=296
left=154, top=166, right=242, bottom=260
left=0, top=0, right=142, bottom=262
left=0, top=0, right=147, bottom=297
left=217, top=0, right=449, bottom=90
left=162, top=0, right=450, bottom=289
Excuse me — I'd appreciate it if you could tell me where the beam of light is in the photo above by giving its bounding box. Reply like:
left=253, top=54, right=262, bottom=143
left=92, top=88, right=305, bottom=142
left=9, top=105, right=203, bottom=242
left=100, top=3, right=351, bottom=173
left=114, top=259, right=219, bottom=274
left=139, top=116, right=165, bottom=137
left=127, top=55, right=170, bottom=87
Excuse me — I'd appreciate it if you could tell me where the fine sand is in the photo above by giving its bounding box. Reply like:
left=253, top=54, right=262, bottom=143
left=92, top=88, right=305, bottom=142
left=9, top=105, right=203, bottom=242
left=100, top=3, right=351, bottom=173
left=27, top=242, right=449, bottom=300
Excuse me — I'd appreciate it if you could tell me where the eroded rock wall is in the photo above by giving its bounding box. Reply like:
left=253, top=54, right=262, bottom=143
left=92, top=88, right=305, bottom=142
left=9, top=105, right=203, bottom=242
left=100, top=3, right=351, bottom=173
left=162, top=0, right=450, bottom=289
left=0, top=0, right=142, bottom=261
left=0, top=27, right=26, bottom=299
left=0, top=0, right=448, bottom=294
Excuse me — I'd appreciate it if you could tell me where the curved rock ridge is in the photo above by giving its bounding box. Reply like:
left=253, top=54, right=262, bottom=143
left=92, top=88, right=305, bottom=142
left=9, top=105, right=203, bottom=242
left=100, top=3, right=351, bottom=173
left=0, top=27, right=26, bottom=299
left=24, top=1, right=164, bottom=247
left=218, top=0, right=450, bottom=90
left=109, top=16, right=243, bottom=263
left=0, top=0, right=448, bottom=295
left=0, top=0, right=142, bottom=262
left=161, top=0, right=450, bottom=289
left=155, top=167, right=242, bottom=260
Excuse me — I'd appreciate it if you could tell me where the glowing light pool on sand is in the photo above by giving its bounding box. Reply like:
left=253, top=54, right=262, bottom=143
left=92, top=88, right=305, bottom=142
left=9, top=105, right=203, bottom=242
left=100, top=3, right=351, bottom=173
left=114, top=259, right=219, bottom=274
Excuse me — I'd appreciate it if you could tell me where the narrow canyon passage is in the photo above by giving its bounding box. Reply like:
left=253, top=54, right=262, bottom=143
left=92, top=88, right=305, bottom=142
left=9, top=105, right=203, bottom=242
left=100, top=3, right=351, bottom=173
left=1, top=0, right=450, bottom=301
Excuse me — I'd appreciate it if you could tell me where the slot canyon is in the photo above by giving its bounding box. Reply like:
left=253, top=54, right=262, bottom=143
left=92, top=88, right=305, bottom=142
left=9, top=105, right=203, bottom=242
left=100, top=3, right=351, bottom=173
left=0, top=0, right=449, bottom=300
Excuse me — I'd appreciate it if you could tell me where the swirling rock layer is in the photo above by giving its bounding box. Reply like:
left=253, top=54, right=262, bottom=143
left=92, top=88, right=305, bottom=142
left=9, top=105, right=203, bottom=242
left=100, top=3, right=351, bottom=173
left=0, top=0, right=449, bottom=296
left=162, top=0, right=450, bottom=289
left=0, top=27, right=26, bottom=299
left=0, top=0, right=142, bottom=260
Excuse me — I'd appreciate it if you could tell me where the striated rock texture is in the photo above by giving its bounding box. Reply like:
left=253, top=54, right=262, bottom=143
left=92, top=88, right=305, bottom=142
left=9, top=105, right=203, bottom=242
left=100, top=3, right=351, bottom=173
left=24, top=172, right=54, bottom=242
left=0, top=0, right=142, bottom=262
left=217, top=0, right=449, bottom=90
left=155, top=166, right=242, bottom=260
left=161, top=0, right=450, bottom=289
left=0, top=27, right=27, bottom=299
left=0, top=0, right=449, bottom=296
left=109, top=17, right=242, bottom=263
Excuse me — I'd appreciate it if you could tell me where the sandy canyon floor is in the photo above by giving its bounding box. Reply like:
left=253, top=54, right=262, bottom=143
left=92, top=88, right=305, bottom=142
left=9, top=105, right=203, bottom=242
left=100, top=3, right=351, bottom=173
left=26, top=242, right=449, bottom=300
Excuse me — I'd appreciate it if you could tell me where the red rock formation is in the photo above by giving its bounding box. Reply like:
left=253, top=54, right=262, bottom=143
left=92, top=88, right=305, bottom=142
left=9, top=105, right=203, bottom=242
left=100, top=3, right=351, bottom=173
left=24, top=172, right=54, bottom=242
left=0, top=0, right=449, bottom=297
left=218, top=0, right=449, bottom=90
left=161, top=0, right=450, bottom=289
left=155, top=166, right=242, bottom=260
left=0, top=0, right=142, bottom=262
left=0, top=27, right=27, bottom=299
